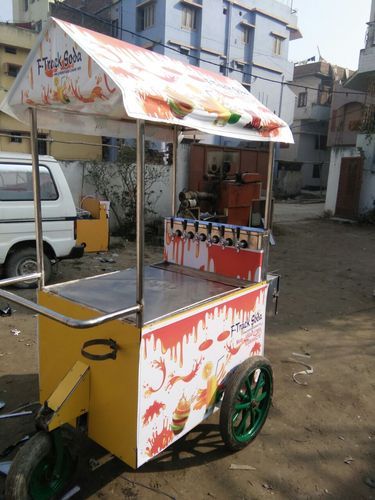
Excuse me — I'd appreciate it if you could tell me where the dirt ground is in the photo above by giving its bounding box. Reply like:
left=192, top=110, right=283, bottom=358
left=0, top=210, right=374, bottom=500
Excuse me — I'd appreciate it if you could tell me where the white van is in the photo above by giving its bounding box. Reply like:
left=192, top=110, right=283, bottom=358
left=0, top=152, right=84, bottom=287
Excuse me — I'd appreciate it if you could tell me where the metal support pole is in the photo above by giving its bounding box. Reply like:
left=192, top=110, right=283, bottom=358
left=30, top=108, right=44, bottom=289
left=264, top=142, right=275, bottom=231
left=136, top=120, right=145, bottom=328
left=171, top=126, right=178, bottom=215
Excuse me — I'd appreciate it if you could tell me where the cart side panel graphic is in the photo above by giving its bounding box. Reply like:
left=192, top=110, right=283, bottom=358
left=137, top=283, right=268, bottom=466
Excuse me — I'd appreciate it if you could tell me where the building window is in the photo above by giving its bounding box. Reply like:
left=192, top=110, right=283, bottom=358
left=242, top=26, right=251, bottom=44
left=297, top=92, right=307, bottom=107
left=314, top=135, right=327, bottom=150
left=137, top=3, right=155, bottom=31
left=111, top=18, right=119, bottom=37
left=24, top=0, right=28, bottom=11
left=5, top=64, right=21, bottom=77
left=5, top=46, right=17, bottom=54
left=312, top=164, right=321, bottom=179
left=272, top=35, right=283, bottom=55
left=38, top=134, right=47, bottom=155
left=182, top=6, right=197, bottom=30
left=10, top=132, right=23, bottom=143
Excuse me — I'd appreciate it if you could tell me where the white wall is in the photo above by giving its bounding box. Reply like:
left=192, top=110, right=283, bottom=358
left=357, top=134, right=375, bottom=214
left=59, top=160, right=85, bottom=207
left=59, top=143, right=191, bottom=231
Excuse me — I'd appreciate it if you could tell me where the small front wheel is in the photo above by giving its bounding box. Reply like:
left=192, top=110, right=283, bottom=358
left=220, top=356, right=273, bottom=451
left=5, top=430, right=75, bottom=500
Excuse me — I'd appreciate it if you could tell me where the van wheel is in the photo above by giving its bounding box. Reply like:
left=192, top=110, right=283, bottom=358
left=5, top=248, right=52, bottom=288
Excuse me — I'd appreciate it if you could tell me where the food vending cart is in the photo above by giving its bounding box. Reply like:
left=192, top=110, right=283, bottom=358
left=0, top=18, right=293, bottom=499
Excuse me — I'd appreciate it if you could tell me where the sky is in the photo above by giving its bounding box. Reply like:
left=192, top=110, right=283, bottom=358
left=289, top=0, right=372, bottom=70
left=0, top=0, right=12, bottom=22
left=0, top=0, right=371, bottom=71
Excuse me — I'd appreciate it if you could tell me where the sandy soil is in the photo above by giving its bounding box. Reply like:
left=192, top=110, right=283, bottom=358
left=0, top=215, right=374, bottom=500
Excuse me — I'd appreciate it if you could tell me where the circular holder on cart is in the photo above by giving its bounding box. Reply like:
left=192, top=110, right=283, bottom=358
left=220, top=356, right=273, bottom=451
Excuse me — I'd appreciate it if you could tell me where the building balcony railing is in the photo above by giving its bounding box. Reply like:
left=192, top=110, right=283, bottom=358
left=310, top=103, right=331, bottom=121
left=358, top=46, right=375, bottom=73
left=275, top=0, right=297, bottom=12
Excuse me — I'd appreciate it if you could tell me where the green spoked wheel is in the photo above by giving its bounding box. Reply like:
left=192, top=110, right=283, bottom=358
left=5, top=430, right=76, bottom=500
left=220, top=356, right=273, bottom=451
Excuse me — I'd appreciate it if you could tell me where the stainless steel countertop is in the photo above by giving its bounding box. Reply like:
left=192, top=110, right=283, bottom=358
left=48, top=265, right=239, bottom=324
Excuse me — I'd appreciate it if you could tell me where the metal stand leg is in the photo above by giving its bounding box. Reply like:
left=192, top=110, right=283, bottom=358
left=136, top=120, right=145, bottom=328
left=30, top=108, right=44, bottom=290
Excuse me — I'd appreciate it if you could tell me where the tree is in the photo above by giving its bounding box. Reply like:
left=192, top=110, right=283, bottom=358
left=86, top=144, right=169, bottom=238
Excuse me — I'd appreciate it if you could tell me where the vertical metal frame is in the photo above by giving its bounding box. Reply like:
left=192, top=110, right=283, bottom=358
left=136, top=120, right=145, bottom=328
left=171, top=126, right=178, bottom=215
left=264, top=142, right=275, bottom=231
left=30, top=108, right=45, bottom=289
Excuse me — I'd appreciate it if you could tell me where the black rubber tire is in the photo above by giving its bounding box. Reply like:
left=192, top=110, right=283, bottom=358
left=5, top=248, right=52, bottom=288
left=220, top=356, right=273, bottom=451
left=5, top=432, right=53, bottom=500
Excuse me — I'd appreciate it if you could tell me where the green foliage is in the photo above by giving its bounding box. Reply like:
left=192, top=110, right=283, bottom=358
left=358, top=208, right=375, bottom=225
left=86, top=145, right=168, bottom=238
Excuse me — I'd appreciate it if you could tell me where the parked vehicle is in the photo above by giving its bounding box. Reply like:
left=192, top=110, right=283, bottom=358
left=0, top=152, right=84, bottom=287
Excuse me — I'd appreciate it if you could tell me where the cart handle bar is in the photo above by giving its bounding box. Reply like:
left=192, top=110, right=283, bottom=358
left=0, top=273, right=42, bottom=287
left=0, top=286, right=141, bottom=329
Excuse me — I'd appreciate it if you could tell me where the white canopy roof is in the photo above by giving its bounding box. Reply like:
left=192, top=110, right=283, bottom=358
left=1, top=17, right=293, bottom=143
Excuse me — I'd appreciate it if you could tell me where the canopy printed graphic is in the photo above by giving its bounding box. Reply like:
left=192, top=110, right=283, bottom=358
left=1, top=18, right=293, bottom=143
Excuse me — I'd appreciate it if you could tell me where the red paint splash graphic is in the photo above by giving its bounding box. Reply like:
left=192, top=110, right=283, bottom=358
left=142, top=287, right=264, bottom=368
left=167, top=359, right=202, bottom=391
left=143, top=358, right=166, bottom=397
left=225, top=340, right=244, bottom=356
left=217, top=330, right=230, bottom=342
left=145, top=419, right=174, bottom=458
left=251, top=341, right=261, bottom=355
left=164, top=226, right=263, bottom=281
left=208, top=245, right=263, bottom=281
left=142, top=401, right=166, bottom=426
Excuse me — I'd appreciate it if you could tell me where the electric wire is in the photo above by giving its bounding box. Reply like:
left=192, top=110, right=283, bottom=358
left=26, top=1, right=368, bottom=97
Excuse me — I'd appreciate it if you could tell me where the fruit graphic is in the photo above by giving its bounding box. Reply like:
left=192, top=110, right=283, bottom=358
left=227, top=112, right=241, bottom=124
left=203, top=97, right=241, bottom=126
left=194, top=361, right=226, bottom=412
left=171, top=395, right=191, bottom=435
left=199, top=339, right=213, bottom=351
left=217, top=330, right=230, bottom=342
left=244, top=116, right=262, bottom=130
left=53, top=77, right=70, bottom=104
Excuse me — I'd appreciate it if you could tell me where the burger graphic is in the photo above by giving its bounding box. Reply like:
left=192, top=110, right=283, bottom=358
left=168, top=97, right=194, bottom=119
left=171, top=395, right=191, bottom=435
left=167, top=88, right=194, bottom=119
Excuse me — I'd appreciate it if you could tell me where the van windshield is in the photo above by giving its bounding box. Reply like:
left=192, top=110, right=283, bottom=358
left=0, top=164, right=58, bottom=201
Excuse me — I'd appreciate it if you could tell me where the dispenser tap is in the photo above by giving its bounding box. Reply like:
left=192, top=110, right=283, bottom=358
left=206, top=222, right=213, bottom=246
